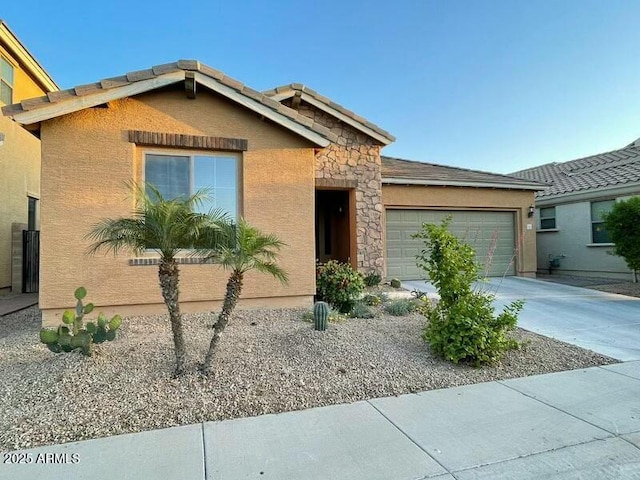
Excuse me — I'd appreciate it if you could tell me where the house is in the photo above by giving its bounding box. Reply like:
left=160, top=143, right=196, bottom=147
left=0, top=20, right=58, bottom=295
left=511, top=145, right=640, bottom=280
left=2, top=60, right=541, bottom=324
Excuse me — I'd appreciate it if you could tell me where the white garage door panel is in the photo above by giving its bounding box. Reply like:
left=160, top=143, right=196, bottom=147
left=386, top=209, right=516, bottom=280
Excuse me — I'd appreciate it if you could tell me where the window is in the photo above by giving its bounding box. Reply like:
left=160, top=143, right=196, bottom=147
left=0, top=57, right=14, bottom=105
left=591, top=199, right=615, bottom=244
left=539, top=206, right=556, bottom=230
left=27, top=197, right=38, bottom=231
left=144, top=152, right=238, bottom=219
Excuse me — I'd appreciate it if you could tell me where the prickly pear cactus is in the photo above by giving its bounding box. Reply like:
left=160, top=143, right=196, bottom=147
left=39, top=287, right=122, bottom=356
left=313, top=301, right=329, bottom=331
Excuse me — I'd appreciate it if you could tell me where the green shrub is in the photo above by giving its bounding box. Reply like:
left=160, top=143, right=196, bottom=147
left=350, top=301, right=376, bottom=319
left=384, top=298, right=418, bottom=316
left=362, top=293, right=382, bottom=306
left=316, top=260, right=365, bottom=313
left=39, top=287, right=122, bottom=356
left=390, top=278, right=402, bottom=288
left=603, top=197, right=640, bottom=278
left=419, top=294, right=523, bottom=365
left=364, top=271, right=382, bottom=287
left=412, top=218, right=524, bottom=365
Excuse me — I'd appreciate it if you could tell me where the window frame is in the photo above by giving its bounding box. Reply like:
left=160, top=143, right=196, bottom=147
left=590, top=199, right=615, bottom=244
left=538, top=206, right=556, bottom=230
left=142, top=148, right=241, bottom=220
left=0, top=55, right=14, bottom=106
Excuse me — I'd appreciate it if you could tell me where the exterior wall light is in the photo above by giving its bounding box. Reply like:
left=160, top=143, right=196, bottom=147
left=0, top=132, right=4, bottom=147
left=528, top=205, right=535, bottom=218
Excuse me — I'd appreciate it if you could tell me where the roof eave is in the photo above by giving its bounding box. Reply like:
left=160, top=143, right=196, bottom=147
left=535, top=182, right=640, bottom=205
left=382, top=176, right=546, bottom=191
left=0, top=21, right=59, bottom=92
left=266, top=86, right=395, bottom=145
left=4, top=69, right=331, bottom=148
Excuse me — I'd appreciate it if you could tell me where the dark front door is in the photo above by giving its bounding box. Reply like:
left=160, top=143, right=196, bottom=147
left=315, top=189, right=352, bottom=265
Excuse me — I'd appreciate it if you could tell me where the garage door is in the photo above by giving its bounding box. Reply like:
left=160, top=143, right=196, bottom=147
left=386, top=209, right=516, bottom=280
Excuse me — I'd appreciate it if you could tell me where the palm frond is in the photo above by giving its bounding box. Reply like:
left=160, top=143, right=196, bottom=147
left=86, top=181, right=220, bottom=262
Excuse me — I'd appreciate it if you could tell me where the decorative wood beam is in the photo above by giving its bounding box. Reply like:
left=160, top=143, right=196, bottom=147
left=128, top=130, right=248, bottom=151
left=185, top=71, right=196, bottom=99
left=291, top=91, right=302, bottom=109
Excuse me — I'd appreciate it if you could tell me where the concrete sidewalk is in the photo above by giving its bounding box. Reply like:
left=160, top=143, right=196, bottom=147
left=3, top=362, right=640, bottom=479
left=0, top=292, right=37, bottom=316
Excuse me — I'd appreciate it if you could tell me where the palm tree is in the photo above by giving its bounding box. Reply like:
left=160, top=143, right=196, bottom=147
left=201, top=218, right=288, bottom=374
left=87, top=183, right=229, bottom=375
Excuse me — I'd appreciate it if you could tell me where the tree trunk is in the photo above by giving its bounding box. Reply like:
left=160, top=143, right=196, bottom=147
left=203, top=270, right=243, bottom=374
left=158, top=259, right=187, bottom=375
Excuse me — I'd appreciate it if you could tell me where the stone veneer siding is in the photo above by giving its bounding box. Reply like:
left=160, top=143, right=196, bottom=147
left=291, top=101, right=384, bottom=273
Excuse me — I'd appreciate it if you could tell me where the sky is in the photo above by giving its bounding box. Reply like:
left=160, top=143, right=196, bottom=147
left=4, top=0, right=640, bottom=174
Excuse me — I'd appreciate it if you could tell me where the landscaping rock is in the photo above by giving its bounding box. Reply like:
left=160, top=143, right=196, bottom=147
left=0, top=305, right=617, bottom=451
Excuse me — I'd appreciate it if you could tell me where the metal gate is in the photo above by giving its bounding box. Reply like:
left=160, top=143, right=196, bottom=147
left=22, top=230, right=40, bottom=293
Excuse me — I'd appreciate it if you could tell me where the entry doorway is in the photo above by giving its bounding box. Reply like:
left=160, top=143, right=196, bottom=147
left=315, top=189, right=356, bottom=266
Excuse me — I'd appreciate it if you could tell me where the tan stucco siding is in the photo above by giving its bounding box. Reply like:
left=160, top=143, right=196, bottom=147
left=0, top=42, right=47, bottom=292
left=0, top=44, right=47, bottom=103
left=382, top=184, right=537, bottom=276
left=39, top=88, right=316, bottom=319
left=0, top=116, right=41, bottom=291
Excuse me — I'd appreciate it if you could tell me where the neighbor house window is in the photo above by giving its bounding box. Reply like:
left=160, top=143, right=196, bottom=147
left=144, top=152, right=238, bottom=219
left=0, top=56, right=14, bottom=105
left=539, top=207, right=556, bottom=230
left=591, top=200, right=615, bottom=244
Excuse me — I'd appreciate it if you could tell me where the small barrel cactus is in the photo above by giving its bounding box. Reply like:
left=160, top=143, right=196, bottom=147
left=313, top=301, right=329, bottom=331
left=390, top=278, right=402, bottom=288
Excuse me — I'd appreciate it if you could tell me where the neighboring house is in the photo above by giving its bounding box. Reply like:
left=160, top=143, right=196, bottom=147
left=512, top=145, right=640, bottom=280
left=0, top=20, right=58, bottom=294
left=2, top=60, right=541, bottom=323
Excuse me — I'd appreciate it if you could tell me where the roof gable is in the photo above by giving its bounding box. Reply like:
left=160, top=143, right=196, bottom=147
left=382, top=156, right=545, bottom=190
left=0, top=20, right=58, bottom=93
left=264, top=84, right=395, bottom=145
left=1, top=60, right=336, bottom=147
left=510, top=145, right=640, bottom=198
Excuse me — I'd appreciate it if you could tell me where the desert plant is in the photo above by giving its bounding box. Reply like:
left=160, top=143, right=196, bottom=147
left=362, top=293, right=382, bottom=306
left=328, top=311, right=349, bottom=323
left=412, top=218, right=524, bottom=365
left=603, top=197, right=640, bottom=282
left=350, top=301, right=376, bottom=319
left=390, top=278, right=402, bottom=288
left=363, top=271, right=382, bottom=287
left=316, top=260, right=364, bottom=313
left=384, top=298, right=418, bottom=316
left=201, top=218, right=288, bottom=374
left=313, top=301, right=329, bottom=330
left=39, top=287, right=122, bottom=356
left=411, top=289, right=428, bottom=300
left=87, top=183, right=229, bottom=375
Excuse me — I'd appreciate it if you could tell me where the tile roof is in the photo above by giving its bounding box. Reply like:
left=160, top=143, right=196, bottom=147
left=382, top=156, right=545, bottom=190
left=1, top=60, right=338, bottom=144
left=263, top=84, right=395, bottom=144
left=510, top=145, right=640, bottom=198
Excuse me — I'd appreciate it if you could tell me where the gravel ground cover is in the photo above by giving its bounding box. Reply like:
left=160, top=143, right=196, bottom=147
left=536, top=273, right=640, bottom=298
left=0, top=305, right=617, bottom=451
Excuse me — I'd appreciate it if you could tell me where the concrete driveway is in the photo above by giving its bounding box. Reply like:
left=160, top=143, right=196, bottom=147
left=404, top=277, right=640, bottom=361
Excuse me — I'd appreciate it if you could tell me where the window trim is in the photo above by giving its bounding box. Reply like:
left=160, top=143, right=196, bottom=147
left=0, top=55, right=15, bottom=106
left=538, top=206, right=556, bottom=230
left=590, top=199, right=615, bottom=244
left=141, top=147, right=242, bottom=220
